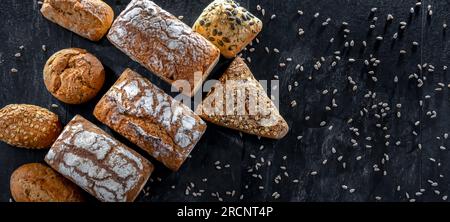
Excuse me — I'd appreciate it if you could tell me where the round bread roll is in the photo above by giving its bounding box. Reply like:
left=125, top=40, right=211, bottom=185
left=10, top=163, right=85, bottom=202
left=43, top=48, right=105, bottom=104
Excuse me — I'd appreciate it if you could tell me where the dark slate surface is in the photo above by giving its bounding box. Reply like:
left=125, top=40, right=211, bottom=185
left=0, top=0, right=449, bottom=202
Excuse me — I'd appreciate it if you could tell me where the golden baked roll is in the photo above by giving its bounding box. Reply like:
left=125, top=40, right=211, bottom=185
left=43, top=48, right=105, bottom=104
left=10, top=163, right=85, bottom=202
left=40, top=0, right=114, bottom=41
left=0, top=104, right=62, bottom=149
left=193, top=0, right=262, bottom=58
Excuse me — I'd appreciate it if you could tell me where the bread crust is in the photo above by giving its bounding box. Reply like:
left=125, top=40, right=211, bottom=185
left=0, top=104, right=62, bottom=149
left=40, top=0, right=114, bottom=41
left=10, top=163, right=85, bottom=202
left=107, top=0, right=220, bottom=97
left=45, top=115, right=154, bottom=202
left=93, top=69, right=207, bottom=171
left=196, top=57, right=289, bottom=139
left=43, top=48, right=105, bottom=104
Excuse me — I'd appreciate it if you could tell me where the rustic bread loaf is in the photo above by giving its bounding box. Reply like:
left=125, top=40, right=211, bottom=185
left=107, top=0, right=220, bottom=97
left=93, top=69, right=207, bottom=171
left=193, top=0, right=262, bottom=58
left=45, top=115, right=153, bottom=202
left=43, top=48, right=105, bottom=104
left=10, top=163, right=85, bottom=202
left=196, top=57, right=289, bottom=139
left=0, top=104, right=62, bottom=149
left=40, top=0, right=114, bottom=41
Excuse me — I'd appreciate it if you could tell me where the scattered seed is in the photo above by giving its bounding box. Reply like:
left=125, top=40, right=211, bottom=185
left=387, top=14, right=394, bottom=21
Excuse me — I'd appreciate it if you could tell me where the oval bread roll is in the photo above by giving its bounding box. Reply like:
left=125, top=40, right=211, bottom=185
left=40, top=0, right=114, bottom=41
left=0, top=104, right=62, bottom=149
left=10, top=163, right=85, bottom=202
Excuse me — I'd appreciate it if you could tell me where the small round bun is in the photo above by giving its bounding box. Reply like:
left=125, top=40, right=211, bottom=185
left=10, top=163, right=85, bottom=202
left=43, top=48, right=105, bottom=104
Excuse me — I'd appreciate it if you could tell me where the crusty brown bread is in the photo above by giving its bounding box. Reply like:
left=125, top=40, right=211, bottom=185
left=43, top=48, right=105, bottom=104
left=40, top=0, right=114, bottom=41
left=107, top=0, right=220, bottom=97
left=93, top=69, right=207, bottom=171
left=10, top=163, right=85, bottom=202
left=193, top=0, right=262, bottom=58
left=45, top=115, right=154, bottom=202
left=0, top=104, right=62, bottom=149
left=196, top=57, right=289, bottom=139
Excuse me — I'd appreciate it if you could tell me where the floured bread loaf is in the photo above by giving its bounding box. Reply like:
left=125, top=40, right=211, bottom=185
left=107, top=0, right=220, bottom=96
left=93, top=69, right=207, bottom=171
left=196, top=57, right=289, bottom=139
left=45, top=115, right=153, bottom=202
left=193, top=0, right=262, bottom=58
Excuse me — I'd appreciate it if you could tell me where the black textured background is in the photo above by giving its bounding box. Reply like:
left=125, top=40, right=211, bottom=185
left=1, top=0, right=449, bottom=202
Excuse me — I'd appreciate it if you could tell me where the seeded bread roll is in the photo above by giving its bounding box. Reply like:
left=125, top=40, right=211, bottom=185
left=196, top=57, right=289, bottom=139
left=0, top=104, right=62, bottom=149
left=93, top=69, right=207, bottom=171
left=43, top=48, right=105, bottom=104
left=40, top=0, right=114, bottom=41
left=10, top=163, right=85, bottom=202
left=45, top=115, right=153, bottom=202
left=193, top=0, right=262, bottom=58
left=107, top=0, right=220, bottom=97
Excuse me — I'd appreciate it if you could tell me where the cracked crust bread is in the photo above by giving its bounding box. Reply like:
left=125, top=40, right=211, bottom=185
left=107, top=0, right=220, bottom=97
left=40, top=0, right=114, bottom=41
left=93, top=68, right=207, bottom=171
left=10, top=163, right=85, bottom=202
left=196, top=57, right=289, bottom=139
left=193, top=0, right=262, bottom=58
left=43, top=48, right=105, bottom=104
left=45, top=115, right=154, bottom=202
left=0, top=104, right=62, bottom=149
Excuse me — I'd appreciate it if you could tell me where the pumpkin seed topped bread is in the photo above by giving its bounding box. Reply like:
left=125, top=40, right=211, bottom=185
left=0, top=104, right=62, bottom=149
left=196, top=57, right=289, bottom=139
left=193, top=0, right=262, bottom=58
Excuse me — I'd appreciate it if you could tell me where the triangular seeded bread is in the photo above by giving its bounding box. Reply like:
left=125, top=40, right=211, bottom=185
left=196, top=57, right=289, bottom=139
